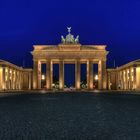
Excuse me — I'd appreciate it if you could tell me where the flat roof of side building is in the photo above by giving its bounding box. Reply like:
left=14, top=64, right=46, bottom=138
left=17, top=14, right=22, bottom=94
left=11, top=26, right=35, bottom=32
left=0, top=59, right=32, bottom=72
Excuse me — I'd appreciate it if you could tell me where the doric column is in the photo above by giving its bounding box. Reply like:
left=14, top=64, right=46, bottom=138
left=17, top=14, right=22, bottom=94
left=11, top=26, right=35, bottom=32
left=17, top=71, right=19, bottom=89
left=102, top=60, right=107, bottom=90
left=33, top=60, right=38, bottom=89
left=33, top=60, right=41, bottom=89
left=122, top=71, right=124, bottom=89
left=38, top=61, right=41, bottom=89
left=29, top=72, right=32, bottom=90
left=124, top=70, right=126, bottom=90
left=2, top=67, right=6, bottom=90
left=107, top=72, right=109, bottom=90
left=9, top=69, right=11, bottom=89
left=75, top=59, right=81, bottom=90
left=128, top=69, right=130, bottom=90
left=0, top=67, right=2, bottom=90
left=116, top=70, right=118, bottom=90
left=51, top=61, right=53, bottom=88
left=59, top=60, right=64, bottom=90
left=18, top=71, right=20, bottom=90
left=13, top=70, right=15, bottom=90
left=21, top=72, right=23, bottom=90
left=15, top=70, right=17, bottom=89
left=11, top=69, right=14, bottom=89
left=4, top=68, right=6, bottom=89
left=129, top=68, right=132, bottom=90
left=98, top=60, right=107, bottom=90
left=46, top=60, right=52, bottom=90
left=7, top=67, right=9, bottom=90
left=133, top=67, right=136, bottom=90
left=87, top=60, right=93, bottom=90
left=10, top=69, right=13, bottom=89
left=120, top=71, right=123, bottom=89
left=19, top=71, right=22, bottom=90
left=119, top=71, right=121, bottom=89
left=125, top=70, right=127, bottom=90
left=117, top=71, right=120, bottom=90
left=125, top=69, right=128, bottom=90
left=116, top=71, right=120, bottom=90
left=98, top=60, right=102, bottom=90
left=11, top=69, right=13, bottom=90
left=122, top=70, right=124, bottom=89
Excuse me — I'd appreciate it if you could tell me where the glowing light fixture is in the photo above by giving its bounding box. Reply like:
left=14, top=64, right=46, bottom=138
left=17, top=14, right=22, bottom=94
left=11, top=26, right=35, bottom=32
left=41, top=74, right=45, bottom=80
left=95, top=75, right=98, bottom=80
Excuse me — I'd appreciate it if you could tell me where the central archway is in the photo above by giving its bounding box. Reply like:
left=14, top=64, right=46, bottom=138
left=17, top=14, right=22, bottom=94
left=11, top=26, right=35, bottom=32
left=64, top=64, right=75, bottom=88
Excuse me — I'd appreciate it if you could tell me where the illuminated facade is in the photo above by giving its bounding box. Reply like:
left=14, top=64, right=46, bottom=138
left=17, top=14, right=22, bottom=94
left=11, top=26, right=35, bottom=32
left=31, top=28, right=108, bottom=90
left=0, top=60, right=32, bottom=90
left=2, top=28, right=140, bottom=91
left=107, top=59, right=140, bottom=90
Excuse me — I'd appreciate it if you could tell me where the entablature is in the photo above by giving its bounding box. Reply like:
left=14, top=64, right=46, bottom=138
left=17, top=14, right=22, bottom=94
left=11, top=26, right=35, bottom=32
left=32, top=44, right=107, bottom=53
left=33, top=51, right=107, bottom=61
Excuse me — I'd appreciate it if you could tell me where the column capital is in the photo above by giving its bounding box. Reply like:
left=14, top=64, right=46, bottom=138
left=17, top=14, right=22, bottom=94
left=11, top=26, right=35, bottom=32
left=46, top=59, right=51, bottom=61
left=33, top=59, right=39, bottom=62
left=59, top=59, right=64, bottom=62
left=76, top=58, right=80, bottom=61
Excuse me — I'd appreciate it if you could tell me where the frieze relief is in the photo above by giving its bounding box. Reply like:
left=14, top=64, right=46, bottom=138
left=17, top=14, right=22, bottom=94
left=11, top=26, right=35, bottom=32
left=33, top=51, right=107, bottom=60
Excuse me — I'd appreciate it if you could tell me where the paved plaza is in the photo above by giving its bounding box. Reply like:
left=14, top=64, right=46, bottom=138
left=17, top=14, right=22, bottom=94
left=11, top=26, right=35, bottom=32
left=0, top=91, right=140, bottom=139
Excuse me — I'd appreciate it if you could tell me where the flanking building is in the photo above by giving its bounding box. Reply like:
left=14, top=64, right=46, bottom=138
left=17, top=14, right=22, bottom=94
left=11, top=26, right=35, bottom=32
left=107, top=59, right=140, bottom=90
left=0, top=60, right=32, bottom=90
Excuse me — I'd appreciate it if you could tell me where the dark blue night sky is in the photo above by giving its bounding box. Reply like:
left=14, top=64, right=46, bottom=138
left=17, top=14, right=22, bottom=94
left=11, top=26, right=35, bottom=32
left=0, top=0, right=140, bottom=68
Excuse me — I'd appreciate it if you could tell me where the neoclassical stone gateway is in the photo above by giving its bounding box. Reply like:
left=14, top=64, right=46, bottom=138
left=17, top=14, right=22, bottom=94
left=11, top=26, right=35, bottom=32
left=0, top=60, right=32, bottom=90
left=31, top=28, right=109, bottom=90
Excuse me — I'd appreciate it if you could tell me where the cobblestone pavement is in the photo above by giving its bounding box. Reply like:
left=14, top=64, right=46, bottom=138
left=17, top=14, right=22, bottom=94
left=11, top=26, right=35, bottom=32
left=0, top=92, right=140, bottom=139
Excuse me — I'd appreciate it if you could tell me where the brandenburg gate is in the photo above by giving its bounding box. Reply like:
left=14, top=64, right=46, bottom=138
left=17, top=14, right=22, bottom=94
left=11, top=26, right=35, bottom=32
left=32, top=28, right=108, bottom=90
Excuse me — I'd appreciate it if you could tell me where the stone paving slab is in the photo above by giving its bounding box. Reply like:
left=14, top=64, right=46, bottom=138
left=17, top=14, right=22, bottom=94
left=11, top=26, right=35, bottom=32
left=0, top=92, right=139, bottom=139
